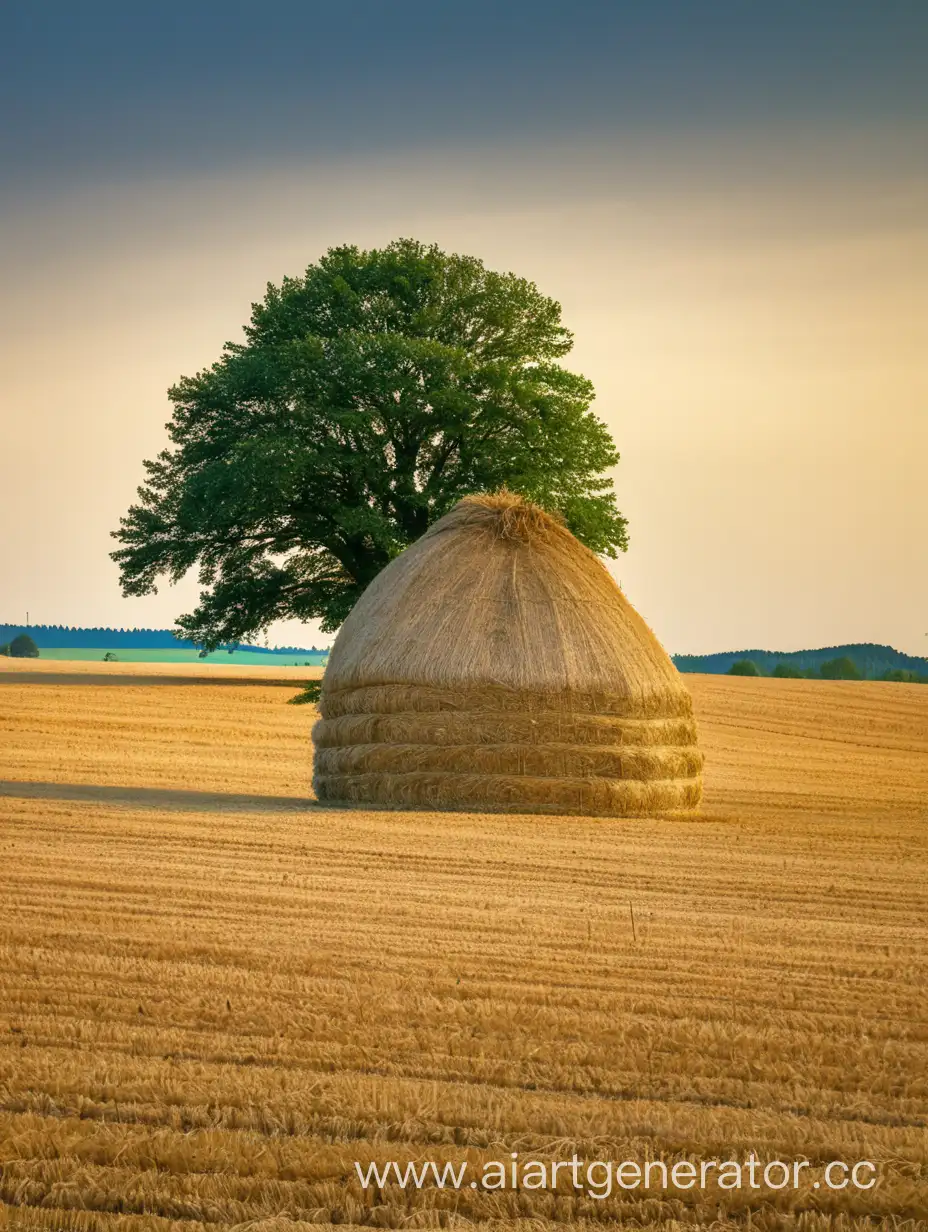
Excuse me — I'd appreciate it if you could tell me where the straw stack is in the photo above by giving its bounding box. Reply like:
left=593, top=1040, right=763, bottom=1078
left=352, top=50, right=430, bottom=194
left=313, top=493, right=703, bottom=815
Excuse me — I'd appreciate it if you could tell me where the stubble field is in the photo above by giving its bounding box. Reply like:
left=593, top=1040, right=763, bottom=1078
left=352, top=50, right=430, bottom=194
left=1, top=661, right=927, bottom=1230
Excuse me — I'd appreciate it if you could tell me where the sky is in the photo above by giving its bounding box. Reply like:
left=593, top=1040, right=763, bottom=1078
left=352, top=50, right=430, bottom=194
left=2, top=1, right=926, bottom=656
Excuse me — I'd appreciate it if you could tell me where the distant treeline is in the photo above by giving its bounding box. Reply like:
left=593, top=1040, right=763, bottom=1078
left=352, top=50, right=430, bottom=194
left=0, top=624, right=328, bottom=656
left=674, top=643, right=928, bottom=681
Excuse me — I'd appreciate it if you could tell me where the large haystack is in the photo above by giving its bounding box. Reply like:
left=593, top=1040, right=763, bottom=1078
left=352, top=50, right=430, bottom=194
left=313, top=493, right=703, bottom=815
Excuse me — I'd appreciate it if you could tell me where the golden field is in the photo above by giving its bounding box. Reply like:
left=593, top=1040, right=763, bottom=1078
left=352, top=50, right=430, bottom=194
left=0, top=663, right=926, bottom=1230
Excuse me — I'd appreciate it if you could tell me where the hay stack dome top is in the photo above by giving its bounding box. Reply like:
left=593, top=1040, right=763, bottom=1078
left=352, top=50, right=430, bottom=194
left=314, top=492, right=703, bottom=815
left=322, top=493, right=686, bottom=711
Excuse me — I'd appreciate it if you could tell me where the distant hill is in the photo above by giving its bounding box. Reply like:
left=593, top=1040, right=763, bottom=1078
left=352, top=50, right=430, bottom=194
left=0, top=623, right=328, bottom=656
left=673, top=643, right=928, bottom=680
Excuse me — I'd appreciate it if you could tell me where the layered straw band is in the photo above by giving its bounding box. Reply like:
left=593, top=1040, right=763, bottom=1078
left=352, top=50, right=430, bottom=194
left=315, top=741, right=704, bottom=780
left=319, top=683, right=695, bottom=720
left=313, top=710, right=699, bottom=749
left=314, top=770, right=702, bottom=815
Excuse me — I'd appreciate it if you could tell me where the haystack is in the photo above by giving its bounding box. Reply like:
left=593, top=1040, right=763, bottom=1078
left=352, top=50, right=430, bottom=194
left=313, top=493, right=703, bottom=815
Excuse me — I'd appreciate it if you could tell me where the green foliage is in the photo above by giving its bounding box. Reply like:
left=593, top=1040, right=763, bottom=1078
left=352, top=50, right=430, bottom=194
left=881, top=668, right=928, bottom=684
left=9, top=633, right=39, bottom=658
left=728, top=659, right=760, bottom=676
left=772, top=662, right=806, bottom=678
left=112, top=239, right=627, bottom=649
left=289, top=679, right=323, bottom=706
left=0, top=643, right=9, bottom=656
left=102, top=652, right=118, bottom=662
left=820, top=655, right=862, bottom=680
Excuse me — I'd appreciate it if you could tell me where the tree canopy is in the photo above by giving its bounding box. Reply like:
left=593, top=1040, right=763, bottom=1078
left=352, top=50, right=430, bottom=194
left=112, top=239, right=627, bottom=647
left=728, top=659, right=760, bottom=677
left=772, top=662, right=805, bottom=678
left=9, top=633, right=39, bottom=658
left=820, top=655, right=862, bottom=680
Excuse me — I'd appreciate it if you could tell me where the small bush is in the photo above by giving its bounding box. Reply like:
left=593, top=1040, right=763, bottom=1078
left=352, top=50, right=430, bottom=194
left=728, top=659, right=760, bottom=677
left=103, top=652, right=118, bottom=662
left=9, top=633, right=39, bottom=658
left=881, top=669, right=928, bottom=684
left=820, top=656, right=862, bottom=681
left=289, top=680, right=323, bottom=705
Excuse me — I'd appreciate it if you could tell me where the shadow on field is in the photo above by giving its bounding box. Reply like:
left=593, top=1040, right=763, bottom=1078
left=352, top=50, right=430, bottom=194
left=0, top=780, right=316, bottom=813
left=0, top=672, right=302, bottom=687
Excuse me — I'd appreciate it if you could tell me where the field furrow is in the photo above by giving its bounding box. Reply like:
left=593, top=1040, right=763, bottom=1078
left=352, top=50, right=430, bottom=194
left=1, top=672, right=926, bottom=1228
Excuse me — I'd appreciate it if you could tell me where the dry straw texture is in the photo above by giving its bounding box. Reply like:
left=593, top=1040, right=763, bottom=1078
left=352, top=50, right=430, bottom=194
left=1, top=671, right=927, bottom=1229
left=314, top=492, right=702, bottom=814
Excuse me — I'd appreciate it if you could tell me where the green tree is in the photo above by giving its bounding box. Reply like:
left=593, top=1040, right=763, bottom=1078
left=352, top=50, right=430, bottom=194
left=111, top=239, right=628, bottom=647
left=772, top=662, right=805, bottom=678
left=9, top=633, right=39, bottom=658
left=728, top=659, right=760, bottom=676
left=820, top=655, right=862, bottom=680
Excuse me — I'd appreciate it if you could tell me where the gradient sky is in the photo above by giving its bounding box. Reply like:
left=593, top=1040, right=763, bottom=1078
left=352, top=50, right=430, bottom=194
left=2, top=1, right=926, bottom=654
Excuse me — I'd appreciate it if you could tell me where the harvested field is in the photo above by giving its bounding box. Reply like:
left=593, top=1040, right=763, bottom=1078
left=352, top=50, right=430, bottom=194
left=1, top=664, right=927, bottom=1230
